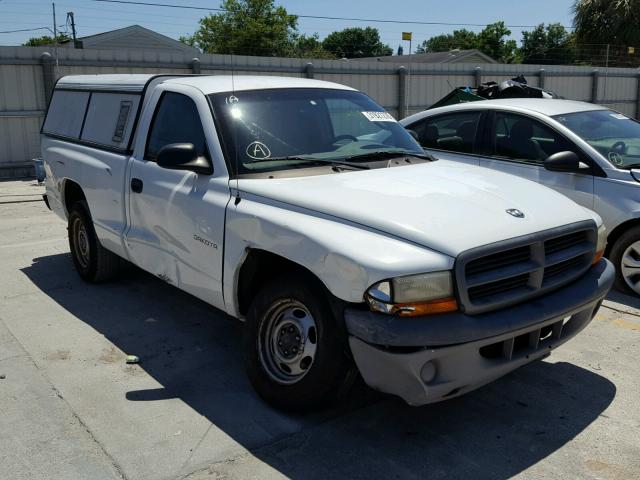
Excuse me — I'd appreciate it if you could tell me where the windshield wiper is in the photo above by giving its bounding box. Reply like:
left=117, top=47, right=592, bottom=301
left=248, top=156, right=370, bottom=170
left=345, top=150, right=435, bottom=162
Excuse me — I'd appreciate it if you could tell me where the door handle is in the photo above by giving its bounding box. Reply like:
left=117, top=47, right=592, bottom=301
left=131, top=178, right=143, bottom=193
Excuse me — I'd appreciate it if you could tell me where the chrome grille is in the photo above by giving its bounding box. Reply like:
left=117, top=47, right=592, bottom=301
left=456, top=222, right=596, bottom=315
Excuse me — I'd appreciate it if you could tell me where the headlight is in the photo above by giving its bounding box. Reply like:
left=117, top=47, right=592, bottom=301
left=594, top=224, right=607, bottom=265
left=366, top=271, right=458, bottom=317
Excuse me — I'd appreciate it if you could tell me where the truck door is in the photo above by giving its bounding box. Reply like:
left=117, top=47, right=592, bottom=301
left=125, top=86, right=230, bottom=310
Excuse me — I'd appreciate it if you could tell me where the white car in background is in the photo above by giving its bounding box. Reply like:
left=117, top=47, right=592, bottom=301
left=401, top=99, right=640, bottom=296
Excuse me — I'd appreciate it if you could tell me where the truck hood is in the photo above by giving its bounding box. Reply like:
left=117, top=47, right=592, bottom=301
left=237, top=160, right=598, bottom=257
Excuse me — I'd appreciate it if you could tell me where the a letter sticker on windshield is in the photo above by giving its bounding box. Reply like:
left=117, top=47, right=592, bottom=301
left=225, top=95, right=239, bottom=105
left=246, top=141, right=271, bottom=160
left=361, top=111, right=396, bottom=122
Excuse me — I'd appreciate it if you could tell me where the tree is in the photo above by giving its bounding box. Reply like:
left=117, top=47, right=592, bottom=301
left=186, top=0, right=297, bottom=56
left=573, top=0, right=640, bottom=46
left=477, top=21, right=518, bottom=63
left=288, top=33, right=334, bottom=59
left=321, top=27, right=392, bottom=58
left=521, top=23, right=575, bottom=64
left=23, top=34, right=70, bottom=47
left=415, top=29, right=478, bottom=53
left=415, top=22, right=517, bottom=62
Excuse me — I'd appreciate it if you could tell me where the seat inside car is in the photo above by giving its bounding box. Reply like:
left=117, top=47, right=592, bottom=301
left=503, top=119, right=547, bottom=161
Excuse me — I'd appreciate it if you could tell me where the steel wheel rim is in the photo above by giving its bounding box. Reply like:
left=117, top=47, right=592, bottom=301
left=258, top=299, right=318, bottom=385
left=621, top=240, right=640, bottom=294
left=72, top=218, right=90, bottom=269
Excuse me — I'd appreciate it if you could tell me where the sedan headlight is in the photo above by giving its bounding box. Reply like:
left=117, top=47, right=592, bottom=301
left=366, top=271, right=458, bottom=317
left=594, top=224, right=607, bottom=265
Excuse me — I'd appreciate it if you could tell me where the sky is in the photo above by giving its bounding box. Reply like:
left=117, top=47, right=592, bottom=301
left=0, top=0, right=577, bottom=51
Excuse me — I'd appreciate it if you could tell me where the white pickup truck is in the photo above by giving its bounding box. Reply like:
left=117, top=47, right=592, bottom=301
left=41, top=74, right=614, bottom=410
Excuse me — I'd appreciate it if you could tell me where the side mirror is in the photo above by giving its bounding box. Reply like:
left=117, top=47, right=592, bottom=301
left=156, top=143, right=212, bottom=175
left=544, top=151, right=589, bottom=173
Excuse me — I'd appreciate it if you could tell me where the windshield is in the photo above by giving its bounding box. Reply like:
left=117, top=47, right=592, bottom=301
left=553, top=109, right=640, bottom=169
left=209, top=88, right=423, bottom=175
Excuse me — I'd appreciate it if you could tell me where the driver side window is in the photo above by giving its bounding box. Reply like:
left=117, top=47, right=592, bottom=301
left=145, top=92, right=208, bottom=161
left=492, top=112, right=572, bottom=164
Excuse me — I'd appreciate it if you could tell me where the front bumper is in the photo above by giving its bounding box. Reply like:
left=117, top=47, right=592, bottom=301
left=345, top=259, right=614, bottom=406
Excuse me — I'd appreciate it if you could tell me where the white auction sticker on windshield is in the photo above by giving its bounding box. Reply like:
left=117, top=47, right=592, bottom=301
left=361, top=111, right=396, bottom=122
left=610, top=113, right=628, bottom=120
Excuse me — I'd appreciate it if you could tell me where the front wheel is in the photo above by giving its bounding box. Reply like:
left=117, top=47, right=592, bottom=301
left=243, top=275, right=356, bottom=411
left=609, top=226, right=640, bottom=295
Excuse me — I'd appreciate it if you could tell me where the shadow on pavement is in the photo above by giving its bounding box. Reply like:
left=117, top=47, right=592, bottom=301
left=22, top=253, right=616, bottom=480
left=606, top=288, right=640, bottom=310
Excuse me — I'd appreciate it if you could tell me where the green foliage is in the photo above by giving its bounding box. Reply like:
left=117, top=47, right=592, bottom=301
left=573, top=0, right=640, bottom=46
left=289, top=33, right=335, bottom=59
left=415, top=22, right=517, bottom=62
left=521, top=23, right=575, bottom=64
left=415, top=29, right=478, bottom=53
left=23, top=34, right=70, bottom=47
left=476, top=22, right=518, bottom=63
left=188, top=0, right=298, bottom=56
left=321, top=27, right=392, bottom=58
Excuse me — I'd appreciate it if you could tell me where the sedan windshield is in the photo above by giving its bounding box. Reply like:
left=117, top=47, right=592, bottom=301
left=553, top=109, right=640, bottom=169
left=209, top=88, right=423, bottom=175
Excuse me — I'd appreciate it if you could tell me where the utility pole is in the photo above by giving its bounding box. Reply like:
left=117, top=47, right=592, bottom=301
left=52, top=2, right=57, bottom=42
left=67, top=11, right=78, bottom=48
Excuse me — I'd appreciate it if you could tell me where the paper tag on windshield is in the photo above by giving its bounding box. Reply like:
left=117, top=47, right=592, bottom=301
left=610, top=113, right=628, bottom=120
left=362, top=111, right=396, bottom=122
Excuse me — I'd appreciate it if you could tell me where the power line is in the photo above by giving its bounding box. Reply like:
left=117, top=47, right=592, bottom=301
left=91, top=0, right=574, bottom=29
left=0, top=26, right=51, bottom=34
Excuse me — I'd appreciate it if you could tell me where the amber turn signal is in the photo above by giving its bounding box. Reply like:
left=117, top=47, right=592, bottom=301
left=394, top=298, right=458, bottom=317
left=592, top=249, right=604, bottom=266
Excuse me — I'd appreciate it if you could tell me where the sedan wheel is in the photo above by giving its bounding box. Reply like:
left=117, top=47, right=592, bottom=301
left=620, top=241, right=640, bottom=294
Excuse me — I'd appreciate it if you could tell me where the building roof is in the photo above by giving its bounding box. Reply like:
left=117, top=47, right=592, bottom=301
left=62, top=25, right=198, bottom=53
left=353, top=49, right=498, bottom=64
left=55, top=74, right=356, bottom=95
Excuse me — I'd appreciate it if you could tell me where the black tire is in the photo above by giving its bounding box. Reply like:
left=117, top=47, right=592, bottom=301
left=609, top=225, right=640, bottom=295
left=243, top=274, right=357, bottom=411
left=67, top=201, right=121, bottom=283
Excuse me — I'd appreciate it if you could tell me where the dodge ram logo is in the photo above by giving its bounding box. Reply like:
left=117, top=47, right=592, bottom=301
left=506, top=209, right=525, bottom=218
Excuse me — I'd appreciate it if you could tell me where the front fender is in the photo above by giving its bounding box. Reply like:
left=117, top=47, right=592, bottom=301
left=222, top=193, right=453, bottom=317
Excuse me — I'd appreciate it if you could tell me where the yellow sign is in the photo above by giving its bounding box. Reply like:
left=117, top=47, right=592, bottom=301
left=402, top=32, right=412, bottom=41
left=629, top=46, right=636, bottom=55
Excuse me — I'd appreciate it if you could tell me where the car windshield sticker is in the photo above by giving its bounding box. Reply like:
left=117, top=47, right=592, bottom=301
left=225, top=95, right=239, bottom=105
left=361, top=111, right=396, bottom=122
left=610, top=113, right=628, bottom=120
left=246, top=141, right=271, bottom=160
left=608, top=151, right=624, bottom=165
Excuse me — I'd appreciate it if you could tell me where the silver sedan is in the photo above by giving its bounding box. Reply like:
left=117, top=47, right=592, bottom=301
left=401, top=98, right=640, bottom=295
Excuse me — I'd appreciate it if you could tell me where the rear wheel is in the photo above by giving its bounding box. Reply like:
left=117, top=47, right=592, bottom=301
left=609, top=226, right=640, bottom=295
left=243, top=274, right=356, bottom=411
left=68, top=201, right=121, bottom=282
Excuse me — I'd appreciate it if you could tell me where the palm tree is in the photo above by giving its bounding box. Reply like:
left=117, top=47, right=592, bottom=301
left=573, top=0, right=640, bottom=46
